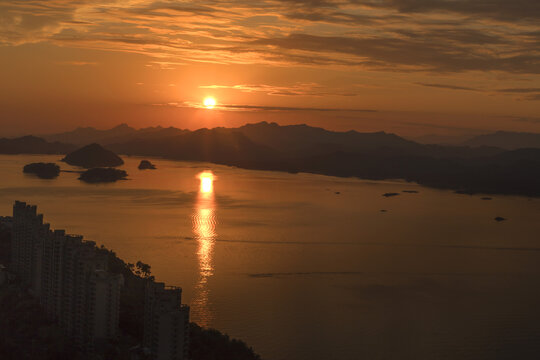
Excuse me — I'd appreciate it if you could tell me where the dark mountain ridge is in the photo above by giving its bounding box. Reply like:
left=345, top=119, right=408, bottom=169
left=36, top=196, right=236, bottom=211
left=0, top=136, right=75, bottom=154
left=44, top=123, right=187, bottom=146
left=232, top=121, right=420, bottom=157
left=108, top=128, right=279, bottom=166
left=3, top=122, right=539, bottom=196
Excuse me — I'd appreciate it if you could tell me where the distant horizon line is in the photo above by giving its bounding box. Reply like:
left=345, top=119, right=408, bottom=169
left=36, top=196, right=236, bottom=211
left=2, top=120, right=540, bottom=140
left=33, top=120, right=540, bottom=138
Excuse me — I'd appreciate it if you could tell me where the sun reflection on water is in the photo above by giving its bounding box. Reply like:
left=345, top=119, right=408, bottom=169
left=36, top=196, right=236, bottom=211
left=191, top=171, right=217, bottom=327
left=199, top=171, right=214, bottom=194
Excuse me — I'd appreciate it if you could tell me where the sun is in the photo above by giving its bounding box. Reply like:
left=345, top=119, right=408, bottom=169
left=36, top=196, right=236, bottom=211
left=203, top=97, right=216, bottom=109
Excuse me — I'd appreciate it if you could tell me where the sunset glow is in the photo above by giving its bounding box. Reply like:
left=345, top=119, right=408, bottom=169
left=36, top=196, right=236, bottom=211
left=1, top=1, right=538, bottom=136
left=3, top=1, right=539, bottom=359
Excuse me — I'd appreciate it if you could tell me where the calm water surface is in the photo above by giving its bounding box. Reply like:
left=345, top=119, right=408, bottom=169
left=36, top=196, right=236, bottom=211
left=1, top=154, right=540, bottom=360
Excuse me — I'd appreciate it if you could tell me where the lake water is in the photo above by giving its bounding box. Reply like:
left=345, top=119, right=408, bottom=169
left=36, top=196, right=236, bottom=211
left=1, top=154, right=540, bottom=360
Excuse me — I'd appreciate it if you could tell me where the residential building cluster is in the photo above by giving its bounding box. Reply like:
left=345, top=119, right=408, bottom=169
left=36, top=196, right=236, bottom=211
left=9, top=201, right=189, bottom=359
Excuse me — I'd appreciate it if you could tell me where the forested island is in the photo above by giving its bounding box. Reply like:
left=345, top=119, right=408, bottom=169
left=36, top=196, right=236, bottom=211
left=23, top=163, right=60, bottom=179
left=62, top=143, right=124, bottom=168
left=138, top=160, right=156, bottom=170
left=79, top=168, right=128, bottom=183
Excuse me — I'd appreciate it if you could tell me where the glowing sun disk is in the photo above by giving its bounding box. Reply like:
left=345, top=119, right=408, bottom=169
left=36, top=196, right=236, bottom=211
left=203, top=97, right=216, bottom=109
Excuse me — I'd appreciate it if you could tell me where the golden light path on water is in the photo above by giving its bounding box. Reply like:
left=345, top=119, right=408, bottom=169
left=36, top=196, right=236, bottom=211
left=191, top=171, right=217, bottom=327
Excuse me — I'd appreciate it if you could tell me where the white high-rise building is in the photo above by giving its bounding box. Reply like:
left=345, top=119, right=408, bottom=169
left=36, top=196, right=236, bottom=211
left=11, top=201, right=123, bottom=352
left=144, top=282, right=190, bottom=360
left=12, top=201, right=49, bottom=295
left=12, top=201, right=191, bottom=356
left=90, top=271, right=123, bottom=337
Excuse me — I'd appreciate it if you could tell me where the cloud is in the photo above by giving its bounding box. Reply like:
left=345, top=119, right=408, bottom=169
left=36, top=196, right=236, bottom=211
left=55, top=61, right=98, bottom=66
left=496, top=88, right=540, bottom=94
left=219, top=104, right=377, bottom=112
left=415, top=83, right=540, bottom=100
left=495, top=88, right=540, bottom=101
left=508, top=116, right=540, bottom=124
left=0, top=0, right=538, bottom=74
left=415, top=83, right=481, bottom=91
left=253, top=33, right=540, bottom=73
left=155, top=101, right=376, bottom=112
left=199, top=83, right=359, bottom=96
left=368, top=0, right=540, bottom=22
left=525, top=94, right=540, bottom=101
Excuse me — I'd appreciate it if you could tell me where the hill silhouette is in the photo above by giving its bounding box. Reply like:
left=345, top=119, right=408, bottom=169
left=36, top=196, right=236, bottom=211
left=232, top=121, right=420, bottom=157
left=0, top=136, right=75, bottom=154
left=44, top=123, right=187, bottom=146
left=108, top=128, right=278, bottom=166
left=62, top=143, right=124, bottom=168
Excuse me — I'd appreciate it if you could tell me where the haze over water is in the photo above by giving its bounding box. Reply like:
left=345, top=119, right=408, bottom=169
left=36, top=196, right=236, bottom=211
left=1, top=154, right=540, bottom=360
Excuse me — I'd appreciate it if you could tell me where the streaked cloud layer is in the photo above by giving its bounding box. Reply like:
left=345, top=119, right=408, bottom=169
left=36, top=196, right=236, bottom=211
left=1, top=0, right=538, bottom=73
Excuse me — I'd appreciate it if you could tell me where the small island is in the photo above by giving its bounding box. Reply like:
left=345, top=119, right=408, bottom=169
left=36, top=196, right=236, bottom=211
left=79, top=168, right=128, bottom=183
left=138, top=160, right=156, bottom=170
left=23, top=162, right=60, bottom=179
left=382, top=192, right=400, bottom=197
left=62, top=143, right=124, bottom=168
left=494, top=216, right=506, bottom=222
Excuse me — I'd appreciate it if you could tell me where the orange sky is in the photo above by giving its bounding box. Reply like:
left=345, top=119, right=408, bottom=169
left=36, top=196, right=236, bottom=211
left=0, top=0, right=539, bottom=137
